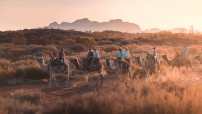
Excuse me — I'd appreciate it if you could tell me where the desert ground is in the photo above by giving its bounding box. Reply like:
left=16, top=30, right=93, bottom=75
left=0, top=29, right=202, bottom=114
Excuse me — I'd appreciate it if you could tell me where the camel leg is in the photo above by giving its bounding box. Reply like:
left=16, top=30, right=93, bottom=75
left=128, top=69, right=132, bottom=80
left=65, top=66, right=69, bottom=87
left=84, top=73, right=89, bottom=87
left=65, top=74, right=69, bottom=87
left=146, top=69, right=150, bottom=77
left=96, top=73, right=103, bottom=87
left=170, top=67, right=173, bottom=77
left=95, top=74, right=100, bottom=87
left=157, top=62, right=160, bottom=73
left=115, top=70, right=121, bottom=81
left=53, top=74, right=58, bottom=87
left=100, top=74, right=103, bottom=86
left=48, top=73, right=53, bottom=88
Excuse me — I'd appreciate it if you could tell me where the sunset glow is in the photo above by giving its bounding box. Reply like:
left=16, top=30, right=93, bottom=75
left=0, top=0, right=202, bottom=31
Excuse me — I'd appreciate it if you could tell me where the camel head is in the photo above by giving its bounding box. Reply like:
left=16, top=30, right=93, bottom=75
left=135, top=56, right=141, bottom=62
left=195, top=55, right=200, bottom=59
left=106, top=58, right=110, bottom=63
left=135, top=56, right=142, bottom=66
left=69, top=58, right=79, bottom=64
left=106, top=58, right=111, bottom=67
left=34, top=56, right=45, bottom=64
left=161, top=55, right=168, bottom=59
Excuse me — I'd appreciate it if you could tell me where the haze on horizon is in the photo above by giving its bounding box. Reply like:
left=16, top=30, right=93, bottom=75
left=0, top=0, right=202, bottom=32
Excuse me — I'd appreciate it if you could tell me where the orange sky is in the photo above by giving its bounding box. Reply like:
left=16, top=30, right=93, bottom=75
left=0, top=0, right=202, bottom=31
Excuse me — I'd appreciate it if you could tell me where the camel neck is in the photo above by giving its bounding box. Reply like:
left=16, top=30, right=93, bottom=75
left=106, top=59, right=111, bottom=67
left=164, top=57, right=171, bottom=65
left=73, top=61, right=81, bottom=70
left=39, top=61, right=48, bottom=71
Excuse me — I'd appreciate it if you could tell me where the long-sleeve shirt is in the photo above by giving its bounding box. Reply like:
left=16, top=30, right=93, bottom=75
left=118, top=51, right=124, bottom=58
left=123, top=51, right=130, bottom=58
left=58, top=51, right=65, bottom=59
left=93, top=51, right=99, bottom=58
left=181, top=47, right=189, bottom=57
left=151, top=50, right=157, bottom=57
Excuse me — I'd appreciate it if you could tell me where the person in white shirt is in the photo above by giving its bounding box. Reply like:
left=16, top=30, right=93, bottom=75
left=93, top=48, right=100, bottom=65
left=151, top=47, right=157, bottom=61
left=123, top=47, right=130, bottom=63
left=181, top=45, right=189, bottom=59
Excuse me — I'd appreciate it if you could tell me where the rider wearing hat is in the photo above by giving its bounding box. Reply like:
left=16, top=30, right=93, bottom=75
left=93, top=48, right=100, bottom=65
left=151, top=47, right=157, bottom=61
left=181, top=45, right=189, bottom=59
left=123, top=47, right=130, bottom=63
left=117, top=48, right=124, bottom=66
left=58, top=48, right=65, bottom=64
left=87, top=48, right=94, bottom=67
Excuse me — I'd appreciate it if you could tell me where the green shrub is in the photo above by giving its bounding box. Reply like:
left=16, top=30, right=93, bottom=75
left=76, top=36, right=96, bottom=47
left=11, top=37, right=27, bottom=45
left=104, top=44, right=119, bottom=52
left=70, top=44, right=86, bottom=53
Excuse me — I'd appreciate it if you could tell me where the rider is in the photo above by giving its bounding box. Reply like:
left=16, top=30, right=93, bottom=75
left=123, top=47, right=130, bottom=63
left=86, top=48, right=94, bottom=67
left=117, top=48, right=124, bottom=66
left=93, top=48, right=100, bottom=66
left=151, top=47, right=157, bottom=61
left=58, top=48, right=65, bottom=65
left=118, top=48, right=124, bottom=60
left=181, top=45, right=189, bottom=59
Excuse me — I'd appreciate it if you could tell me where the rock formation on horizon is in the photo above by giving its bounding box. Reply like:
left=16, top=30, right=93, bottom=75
left=49, top=18, right=141, bottom=33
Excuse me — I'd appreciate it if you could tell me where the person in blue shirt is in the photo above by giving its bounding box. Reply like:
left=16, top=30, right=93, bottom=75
left=117, top=48, right=124, bottom=66
left=118, top=49, right=124, bottom=58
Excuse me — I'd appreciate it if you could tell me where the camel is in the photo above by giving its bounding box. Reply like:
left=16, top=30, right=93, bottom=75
left=70, top=58, right=103, bottom=87
left=134, top=56, right=160, bottom=76
left=161, top=53, right=192, bottom=72
left=106, top=58, right=131, bottom=77
left=144, top=55, right=160, bottom=76
left=132, top=66, right=147, bottom=79
left=135, top=56, right=143, bottom=67
left=35, top=57, right=69, bottom=88
left=195, top=55, right=202, bottom=64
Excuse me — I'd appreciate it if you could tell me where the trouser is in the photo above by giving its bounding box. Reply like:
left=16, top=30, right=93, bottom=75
left=94, top=58, right=100, bottom=65
left=124, top=58, right=130, bottom=63
left=117, top=57, right=122, bottom=67
left=87, top=57, right=93, bottom=66
left=59, top=58, right=64, bottom=65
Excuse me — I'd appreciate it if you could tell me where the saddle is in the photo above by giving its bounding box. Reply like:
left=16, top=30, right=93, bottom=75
left=90, top=58, right=100, bottom=67
left=50, top=58, right=64, bottom=66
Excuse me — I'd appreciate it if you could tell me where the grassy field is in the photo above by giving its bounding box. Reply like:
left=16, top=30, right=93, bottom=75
left=0, top=29, right=201, bottom=114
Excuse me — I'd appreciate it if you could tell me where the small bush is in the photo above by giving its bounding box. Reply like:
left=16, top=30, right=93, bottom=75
left=104, top=44, right=119, bottom=52
left=0, top=110, right=7, bottom=114
left=70, top=44, right=86, bottom=53
left=0, top=68, right=15, bottom=83
left=11, top=37, right=27, bottom=45
left=76, top=36, right=96, bottom=47
left=22, top=67, right=49, bottom=80
left=13, top=89, right=43, bottom=104
left=0, top=59, right=14, bottom=83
